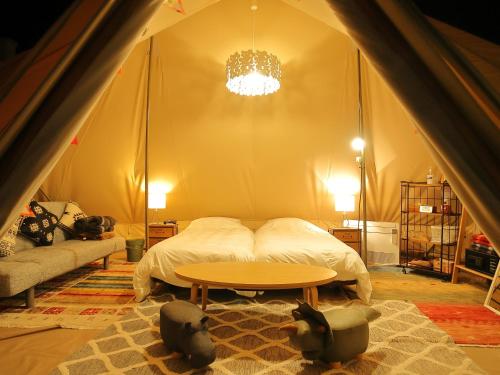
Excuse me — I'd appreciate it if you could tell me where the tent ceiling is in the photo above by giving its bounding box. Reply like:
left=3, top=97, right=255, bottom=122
left=140, top=0, right=221, bottom=41
left=141, top=0, right=499, bottom=83
left=149, top=0, right=340, bottom=65
left=142, top=0, right=347, bottom=43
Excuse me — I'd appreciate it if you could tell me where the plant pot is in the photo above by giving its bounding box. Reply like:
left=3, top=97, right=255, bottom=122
left=126, top=238, right=145, bottom=262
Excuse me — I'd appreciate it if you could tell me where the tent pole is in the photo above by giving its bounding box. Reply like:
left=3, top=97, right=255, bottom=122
left=361, top=149, right=367, bottom=264
left=357, top=48, right=368, bottom=265
left=144, top=36, right=153, bottom=251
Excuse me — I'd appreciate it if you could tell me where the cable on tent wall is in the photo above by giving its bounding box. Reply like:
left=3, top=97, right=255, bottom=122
left=144, top=36, right=154, bottom=249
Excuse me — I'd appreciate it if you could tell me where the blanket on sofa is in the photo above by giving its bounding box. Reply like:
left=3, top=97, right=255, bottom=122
left=74, top=216, right=116, bottom=237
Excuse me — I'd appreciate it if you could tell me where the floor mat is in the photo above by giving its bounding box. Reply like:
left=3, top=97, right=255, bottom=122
left=415, top=302, right=500, bottom=347
left=0, top=260, right=136, bottom=329
left=51, top=291, right=486, bottom=374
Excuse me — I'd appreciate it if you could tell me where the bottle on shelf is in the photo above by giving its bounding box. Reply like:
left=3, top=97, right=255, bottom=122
left=442, top=189, right=451, bottom=214
left=426, top=168, right=434, bottom=184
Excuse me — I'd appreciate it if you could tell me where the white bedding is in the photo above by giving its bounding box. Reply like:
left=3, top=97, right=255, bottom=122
left=254, top=218, right=372, bottom=303
left=133, top=218, right=255, bottom=301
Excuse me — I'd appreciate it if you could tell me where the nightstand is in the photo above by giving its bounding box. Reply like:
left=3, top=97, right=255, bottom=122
left=148, top=223, right=178, bottom=249
left=328, top=227, right=362, bottom=254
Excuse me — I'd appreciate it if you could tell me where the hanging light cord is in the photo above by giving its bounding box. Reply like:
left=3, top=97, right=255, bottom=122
left=251, top=1, right=257, bottom=52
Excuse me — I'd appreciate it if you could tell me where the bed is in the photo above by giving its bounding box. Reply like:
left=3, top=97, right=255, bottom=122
left=133, top=217, right=255, bottom=301
left=254, top=218, right=372, bottom=303
left=134, top=217, right=372, bottom=304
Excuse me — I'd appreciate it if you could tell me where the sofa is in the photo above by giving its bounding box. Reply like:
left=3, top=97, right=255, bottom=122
left=0, top=202, right=125, bottom=307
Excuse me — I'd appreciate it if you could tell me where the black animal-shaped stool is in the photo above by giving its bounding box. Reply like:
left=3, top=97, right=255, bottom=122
left=160, top=300, right=216, bottom=368
left=281, top=301, right=380, bottom=369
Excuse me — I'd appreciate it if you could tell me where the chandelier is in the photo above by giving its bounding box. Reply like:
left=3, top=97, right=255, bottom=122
left=226, top=2, right=281, bottom=96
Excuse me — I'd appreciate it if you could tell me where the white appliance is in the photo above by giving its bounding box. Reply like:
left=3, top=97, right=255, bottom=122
left=344, top=220, right=399, bottom=265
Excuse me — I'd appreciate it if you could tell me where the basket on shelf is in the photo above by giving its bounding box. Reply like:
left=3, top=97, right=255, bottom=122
left=433, top=258, right=455, bottom=274
left=430, top=225, right=458, bottom=244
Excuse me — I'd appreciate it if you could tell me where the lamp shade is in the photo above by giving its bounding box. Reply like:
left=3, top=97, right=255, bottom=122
left=335, top=194, right=355, bottom=212
left=148, top=192, right=166, bottom=209
left=226, top=50, right=281, bottom=96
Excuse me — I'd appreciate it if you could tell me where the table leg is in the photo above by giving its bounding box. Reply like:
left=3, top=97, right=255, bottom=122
left=201, top=284, right=208, bottom=310
left=310, top=287, right=318, bottom=308
left=303, top=287, right=310, bottom=303
left=190, top=284, right=199, bottom=304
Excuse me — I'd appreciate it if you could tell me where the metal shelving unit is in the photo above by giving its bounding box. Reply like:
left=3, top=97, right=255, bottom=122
left=399, top=181, right=462, bottom=278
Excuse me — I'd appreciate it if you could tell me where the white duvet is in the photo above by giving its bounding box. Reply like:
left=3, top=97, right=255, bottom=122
left=133, top=218, right=255, bottom=301
left=254, top=218, right=372, bottom=303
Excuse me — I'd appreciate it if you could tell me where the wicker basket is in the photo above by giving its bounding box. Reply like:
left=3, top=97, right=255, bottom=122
left=431, top=226, right=458, bottom=244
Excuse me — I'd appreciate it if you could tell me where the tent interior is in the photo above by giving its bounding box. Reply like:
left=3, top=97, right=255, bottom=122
left=43, top=0, right=442, bottom=235
left=0, top=0, right=499, bottom=374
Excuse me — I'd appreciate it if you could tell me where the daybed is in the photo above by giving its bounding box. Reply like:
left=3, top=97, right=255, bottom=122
left=133, top=217, right=372, bottom=303
left=0, top=202, right=125, bottom=307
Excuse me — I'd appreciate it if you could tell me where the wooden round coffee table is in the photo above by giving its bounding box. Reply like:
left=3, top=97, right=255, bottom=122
left=175, top=262, right=337, bottom=310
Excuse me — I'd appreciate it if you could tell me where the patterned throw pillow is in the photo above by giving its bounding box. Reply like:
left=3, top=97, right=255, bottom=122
left=19, top=201, right=58, bottom=246
left=58, top=201, right=87, bottom=235
left=0, top=217, right=22, bottom=257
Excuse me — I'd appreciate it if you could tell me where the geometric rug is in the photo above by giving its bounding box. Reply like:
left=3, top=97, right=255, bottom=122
left=0, top=260, right=135, bottom=329
left=415, top=302, right=500, bottom=347
left=51, top=291, right=486, bottom=374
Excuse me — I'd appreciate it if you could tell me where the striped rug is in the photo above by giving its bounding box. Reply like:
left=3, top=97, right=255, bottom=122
left=415, top=302, right=500, bottom=346
left=0, top=260, right=136, bottom=329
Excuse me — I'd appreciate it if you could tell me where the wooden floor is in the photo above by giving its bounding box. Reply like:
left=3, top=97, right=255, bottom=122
left=0, top=253, right=498, bottom=375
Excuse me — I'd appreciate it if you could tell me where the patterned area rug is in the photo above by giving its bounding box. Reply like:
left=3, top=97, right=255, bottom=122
left=415, top=302, right=500, bottom=346
left=51, top=291, right=486, bottom=374
left=0, top=260, right=135, bottom=329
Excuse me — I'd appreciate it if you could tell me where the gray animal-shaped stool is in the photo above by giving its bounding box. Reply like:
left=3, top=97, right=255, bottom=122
left=160, top=300, right=216, bottom=368
left=281, top=301, right=380, bottom=369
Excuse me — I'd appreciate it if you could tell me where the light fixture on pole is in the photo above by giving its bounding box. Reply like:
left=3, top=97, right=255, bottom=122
left=351, top=137, right=365, bottom=152
left=335, top=194, right=355, bottom=227
left=225, top=1, right=281, bottom=96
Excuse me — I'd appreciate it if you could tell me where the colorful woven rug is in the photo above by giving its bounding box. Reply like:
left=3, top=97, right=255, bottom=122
left=0, top=260, right=136, bottom=329
left=415, top=302, right=500, bottom=346
left=51, top=291, right=485, bottom=374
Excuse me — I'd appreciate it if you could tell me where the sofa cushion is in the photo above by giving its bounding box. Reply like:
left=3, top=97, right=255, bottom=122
left=0, top=217, right=22, bottom=257
left=0, top=247, right=77, bottom=284
left=19, top=201, right=58, bottom=246
left=14, top=236, right=36, bottom=252
left=37, top=202, right=66, bottom=218
left=57, top=202, right=87, bottom=235
left=54, top=236, right=125, bottom=266
left=39, top=202, right=69, bottom=244
left=0, top=261, right=42, bottom=297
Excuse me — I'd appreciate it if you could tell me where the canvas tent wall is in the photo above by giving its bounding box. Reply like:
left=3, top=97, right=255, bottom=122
left=0, top=0, right=498, bottom=251
left=41, top=0, right=443, bottom=237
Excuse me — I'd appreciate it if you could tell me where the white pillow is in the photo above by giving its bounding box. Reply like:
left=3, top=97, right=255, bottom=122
left=188, top=217, right=241, bottom=229
left=259, top=217, right=322, bottom=232
left=58, top=201, right=87, bottom=234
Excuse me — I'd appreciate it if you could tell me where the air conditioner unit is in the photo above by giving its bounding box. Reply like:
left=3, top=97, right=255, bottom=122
left=344, top=220, right=399, bottom=265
